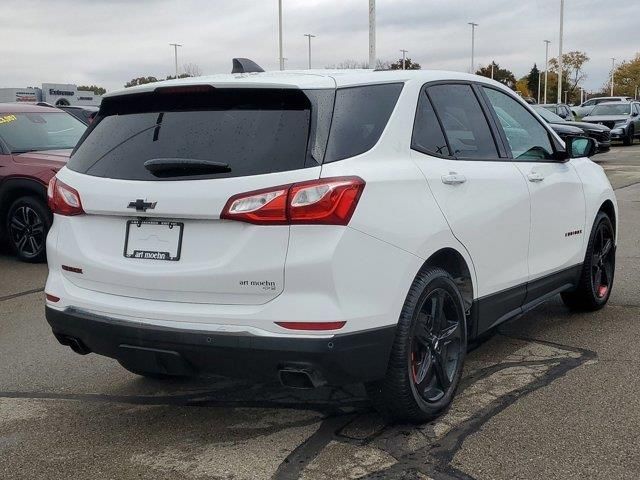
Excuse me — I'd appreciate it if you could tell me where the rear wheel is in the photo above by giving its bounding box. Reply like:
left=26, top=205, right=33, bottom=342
left=6, top=196, right=51, bottom=263
left=366, top=267, right=467, bottom=423
left=561, top=212, right=615, bottom=311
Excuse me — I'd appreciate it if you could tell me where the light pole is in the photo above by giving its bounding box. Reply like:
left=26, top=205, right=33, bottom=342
left=610, top=58, right=616, bottom=96
left=169, top=43, right=182, bottom=78
left=400, top=49, right=408, bottom=70
left=468, top=22, right=478, bottom=74
left=369, top=0, right=376, bottom=68
left=537, top=68, right=542, bottom=104
left=544, top=40, right=551, bottom=104
left=278, top=0, right=284, bottom=70
left=491, top=62, right=494, bottom=79
left=557, top=0, right=564, bottom=104
left=304, top=34, right=316, bottom=69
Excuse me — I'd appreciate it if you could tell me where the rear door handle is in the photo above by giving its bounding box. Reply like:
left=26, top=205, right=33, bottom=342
left=527, top=172, right=545, bottom=183
left=441, top=172, right=467, bottom=185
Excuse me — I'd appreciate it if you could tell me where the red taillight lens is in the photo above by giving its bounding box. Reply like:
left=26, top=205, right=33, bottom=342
left=289, top=177, right=365, bottom=225
left=47, top=177, right=84, bottom=216
left=220, top=177, right=365, bottom=226
left=275, top=321, right=346, bottom=331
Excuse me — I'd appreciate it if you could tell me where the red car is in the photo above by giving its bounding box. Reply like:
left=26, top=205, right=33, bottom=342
left=0, top=103, right=86, bottom=262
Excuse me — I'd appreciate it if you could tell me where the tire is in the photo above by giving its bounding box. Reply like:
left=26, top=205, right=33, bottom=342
left=623, top=126, right=634, bottom=146
left=118, top=361, right=191, bottom=380
left=366, top=267, right=467, bottom=424
left=5, top=196, right=51, bottom=263
left=561, top=212, right=615, bottom=311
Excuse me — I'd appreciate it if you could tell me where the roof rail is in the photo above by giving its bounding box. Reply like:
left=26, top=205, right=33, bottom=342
left=232, top=58, right=265, bottom=74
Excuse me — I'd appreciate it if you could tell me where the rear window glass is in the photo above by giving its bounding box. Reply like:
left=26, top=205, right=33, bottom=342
left=324, top=83, right=403, bottom=162
left=0, top=112, right=85, bottom=153
left=68, top=89, right=332, bottom=181
left=412, top=90, right=450, bottom=156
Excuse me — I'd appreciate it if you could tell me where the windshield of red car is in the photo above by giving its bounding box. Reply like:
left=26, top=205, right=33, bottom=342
left=0, top=112, right=86, bottom=153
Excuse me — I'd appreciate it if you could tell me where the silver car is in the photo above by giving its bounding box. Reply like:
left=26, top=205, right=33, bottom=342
left=572, top=96, right=634, bottom=119
left=581, top=101, right=640, bottom=145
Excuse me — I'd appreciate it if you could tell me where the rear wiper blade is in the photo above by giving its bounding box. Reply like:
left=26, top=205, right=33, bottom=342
left=143, top=158, right=231, bottom=177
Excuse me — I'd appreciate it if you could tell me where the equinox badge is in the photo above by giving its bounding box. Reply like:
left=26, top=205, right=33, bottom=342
left=128, top=199, right=157, bottom=212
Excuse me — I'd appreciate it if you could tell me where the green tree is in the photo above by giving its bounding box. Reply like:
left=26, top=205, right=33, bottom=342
left=526, top=64, right=540, bottom=99
left=549, top=51, right=589, bottom=104
left=476, top=62, right=517, bottom=90
left=77, top=85, right=106, bottom=95
left=607, top=53, right=640, bottom=98
left=388, top=57, right=421, bottom=70
left=124, top=76, right=159, bottom=88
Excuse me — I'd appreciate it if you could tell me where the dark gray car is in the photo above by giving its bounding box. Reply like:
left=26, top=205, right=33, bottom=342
left=582, top=102, right=640, bottom=146
left=533, top=106, right=611, bottom=152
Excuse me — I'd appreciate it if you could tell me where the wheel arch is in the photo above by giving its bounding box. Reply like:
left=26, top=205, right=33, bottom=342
left=599, top=199, right=617, bottom=236
left=420, top=247, right=475, bottom=314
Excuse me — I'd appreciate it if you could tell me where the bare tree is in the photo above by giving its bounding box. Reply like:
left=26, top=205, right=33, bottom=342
left=183, top=62, right=202, bottom=77
left=326, top=59, right=390, bottom=70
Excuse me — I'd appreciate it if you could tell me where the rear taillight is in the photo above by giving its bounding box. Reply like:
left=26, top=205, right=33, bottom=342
left=221, top=177, right=365, bottom=226
left=47, top=177, right=84, bottom=216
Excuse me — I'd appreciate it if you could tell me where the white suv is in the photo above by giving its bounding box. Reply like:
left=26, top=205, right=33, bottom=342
left=45, top=65, right=617, bottom=423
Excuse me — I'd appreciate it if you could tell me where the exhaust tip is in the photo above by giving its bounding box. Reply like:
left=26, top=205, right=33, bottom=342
left=54, top=333, right=91, bottom=355
left=279, top=366, right=326, bottom=389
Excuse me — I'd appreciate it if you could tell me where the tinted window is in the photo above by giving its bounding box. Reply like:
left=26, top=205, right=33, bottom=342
left=483, top=87, right=554, bottom=161
left=0, top=112, right=85, bottom=152
left=590, top=103, right=631, bottom=116
left=412, top=91, right=450, bottom=156
left=533, top=106, right=565, bottom=123
left=427, top=84, right=498, bottom=159
left=324, top=83, right=403, bottom=162
left=69, top=89, right=330, bottom=181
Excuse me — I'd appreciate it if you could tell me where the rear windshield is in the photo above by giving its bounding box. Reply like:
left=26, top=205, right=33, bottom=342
left=69, top=88, right=333, bottom=181
left=0, top=112, right=86, bottom=153
left=68, top=83, right=402, bottom=180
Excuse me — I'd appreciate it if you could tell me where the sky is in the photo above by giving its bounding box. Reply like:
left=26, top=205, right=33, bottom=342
left=1, top=0, right=638, bottom=94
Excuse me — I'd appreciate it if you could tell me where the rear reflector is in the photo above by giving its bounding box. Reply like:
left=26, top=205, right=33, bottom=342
left=45, top=293, right=60, bottom=303
left=61, top=265, right=83, bottom=274
left=275, top=321, right=346, bottom=331
left=221, top=177, right=365, bottom=225
left=47, top=177, right=84, bottom=216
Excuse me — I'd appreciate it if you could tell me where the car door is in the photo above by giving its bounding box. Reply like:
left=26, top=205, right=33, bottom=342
left=410, top=82, right=531, bottom=330
left=481, top=86, right=586, bottom=304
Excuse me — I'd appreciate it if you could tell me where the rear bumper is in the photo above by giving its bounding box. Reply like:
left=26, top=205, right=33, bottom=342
left=46, top=306, right=396, bottom=386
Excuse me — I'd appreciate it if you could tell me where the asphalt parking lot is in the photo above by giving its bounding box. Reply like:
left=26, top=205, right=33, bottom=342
left=1, top=145, right=639, bottom=480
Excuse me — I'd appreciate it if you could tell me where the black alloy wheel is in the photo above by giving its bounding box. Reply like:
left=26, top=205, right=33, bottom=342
left=366, top=267, right=467, bottom=423
left=590, top=220, right=615, bottom=301
left=6, top=196, right=51, bottom=263
left=409, top=288, right=464, bottom=403
left=562, top=211, right=615, bottom=311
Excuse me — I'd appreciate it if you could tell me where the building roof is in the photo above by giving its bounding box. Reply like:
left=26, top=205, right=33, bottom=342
left=104, top=69, right=503, bottom=98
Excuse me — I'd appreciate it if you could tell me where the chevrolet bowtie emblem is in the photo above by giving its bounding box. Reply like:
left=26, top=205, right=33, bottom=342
left=127, top=199, right=157, bottom=212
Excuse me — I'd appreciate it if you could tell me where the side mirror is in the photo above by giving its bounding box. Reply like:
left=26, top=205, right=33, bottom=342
left=566, top=136, right=597, bottom=159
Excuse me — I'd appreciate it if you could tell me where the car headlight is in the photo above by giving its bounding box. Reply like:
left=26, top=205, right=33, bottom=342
left=614, top=120, right=630, bottom=127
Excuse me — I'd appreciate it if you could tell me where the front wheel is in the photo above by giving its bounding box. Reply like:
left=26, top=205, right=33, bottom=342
left=623, top=126, right=634, bottom=146
left=366, top=267, right=467, bottom=423
left=561, top=212, right=615, bottom=311
left=6, top=196, right=51, bottom=263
